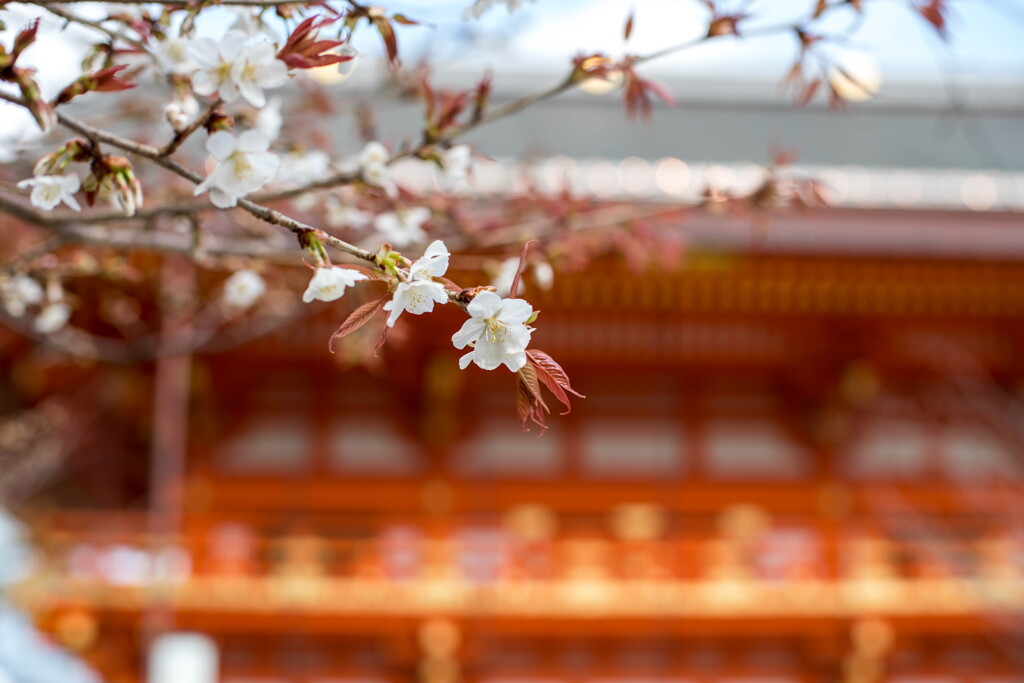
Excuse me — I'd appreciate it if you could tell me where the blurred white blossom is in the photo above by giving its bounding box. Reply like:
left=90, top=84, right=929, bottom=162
left=1, top=275, right=44, bottom=318
left=222, top=269, right=266, bottom=309
left=34, top=302, right=71, bottom=334
left=373, top=207, right=430, bottom=247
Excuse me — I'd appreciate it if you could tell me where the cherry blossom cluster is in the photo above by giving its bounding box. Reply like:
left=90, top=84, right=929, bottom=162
left=301, top=239, right=536, bottom=373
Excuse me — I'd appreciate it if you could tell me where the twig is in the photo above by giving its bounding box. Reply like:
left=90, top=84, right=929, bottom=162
left=37, top=2, right=152, bottom=55
left=159, top=98, right=223, bottom=158
left=0, top=90, right=376, bottom=264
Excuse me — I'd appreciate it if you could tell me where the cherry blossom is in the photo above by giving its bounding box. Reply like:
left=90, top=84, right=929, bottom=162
left=194, top=130, right=280, bottom=208
left=222, top=270, right=266, bottom=309
left=0, top=275, right=44, bottom=318
left=155, top=36, right=197, bottom=76
left=302, top=266, right=368, bottom=303
left=255, top=97, right=283, bottom=141
left=452, top=291, right=534, bottom=372
left=189, top=31, right=288, bottom=108
left=442, top=144, right=472, bottom=186
left=17, top=175, right=81, bottom=212
left=382, top=240, right=450, bottom=327
left=34, top=302, right=71, bottom=334
left=232, top=40, right=289, bottom=108
left=492, top=257, right=520, bottom=297
left=373, top=208, right=431, bottom=247
left=324, top=197, right=373, bottom=229
left=358, top=141, right=396, bottom=194
left=278, top=150, right=331, bottom=186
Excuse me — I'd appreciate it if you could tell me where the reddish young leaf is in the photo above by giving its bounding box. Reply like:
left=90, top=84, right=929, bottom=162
left=12, top=19, right=39, bottom=60
left=374, top=18, right=399, bottom=67
left=471, top=70, right=492, bottom=123
left=516, top=363, right=549, bottom=432
left=509, top=239, right=538, bottom=299
left=526, top=349, right=584, bottom=415
left=392, top=13, right=420, bottom=26
left=277, top=15, right=351, bottom=70
left=914, top=0, right=948, bottom=39
left=622, top=67, right=675, bottom=120
left=374, top=324, right=390, bottom=355
left=55, top=65, right=136, bottom=105
left=329, top=294, right=388, bottom=352
left=623, top=10, right=635, bottom=41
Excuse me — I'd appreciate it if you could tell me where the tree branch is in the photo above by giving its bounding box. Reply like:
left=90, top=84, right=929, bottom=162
left=0, top=90, right=376, bottom=263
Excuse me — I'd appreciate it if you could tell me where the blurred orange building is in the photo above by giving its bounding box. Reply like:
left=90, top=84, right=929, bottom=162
left=4, top=77, right=1024, bottom=682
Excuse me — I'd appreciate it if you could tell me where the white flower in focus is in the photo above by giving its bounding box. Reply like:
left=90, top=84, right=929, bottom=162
left=382, top=240, right=450, bottom=327
left=302, top=266, right=368, bottom=303
left=452, top=291, right=534, bottom=371
left=155, top=36, right=197, bottom=76
left=190, top=31, right=248, bottom=102
left=1, top=275, right=44, bottom=318
left=223, top=269, right=266, bottom=309
left=324, top=197, right=373, bottom=229
left=279, top=150, right=331, bottom=186
left=827, top=51, right=882, bottom=103
left=231, top=40, right=288, bottom=108
left=34, top=302, right=71, bottom=334
left=190, top=31, right=287, bottom=107
left=373, top=207, right=430, bottom=247
left=442, top=144, right=472, bottom=186
left=17, top=174, right=81, bottom=211
left=194, top=130, right=280, bottom=208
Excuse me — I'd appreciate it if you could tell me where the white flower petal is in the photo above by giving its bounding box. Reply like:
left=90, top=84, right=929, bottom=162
left=497, top=297, right=533, bottom=325
left=451, top=318, right=485, bottom=349
left=206, top=131, right=238, bottom=161
left=467, top=290, right=501, bottom=319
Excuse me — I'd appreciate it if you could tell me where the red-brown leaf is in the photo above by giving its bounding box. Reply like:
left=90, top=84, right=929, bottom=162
left=329, top=294, right=388, bottom=352
left=915, top=0, right=948, bottom=39
left=526, top=349, right=583, bottom=415
left=516, top=363, right=549, bottom=432
left=375, top=18, right=399, bottom=67
left=623, top=11, right=635, bottom=41
left=392, top=13, right=420, bottom=26
left=509, top=239, right=537, bottom=299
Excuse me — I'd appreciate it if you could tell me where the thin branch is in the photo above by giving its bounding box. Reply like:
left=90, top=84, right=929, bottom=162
left=37, top=2, right=152, bottom=54
left=0, top=194, right=300, bottom=263
left=0, top=90, right=376, bottom=263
